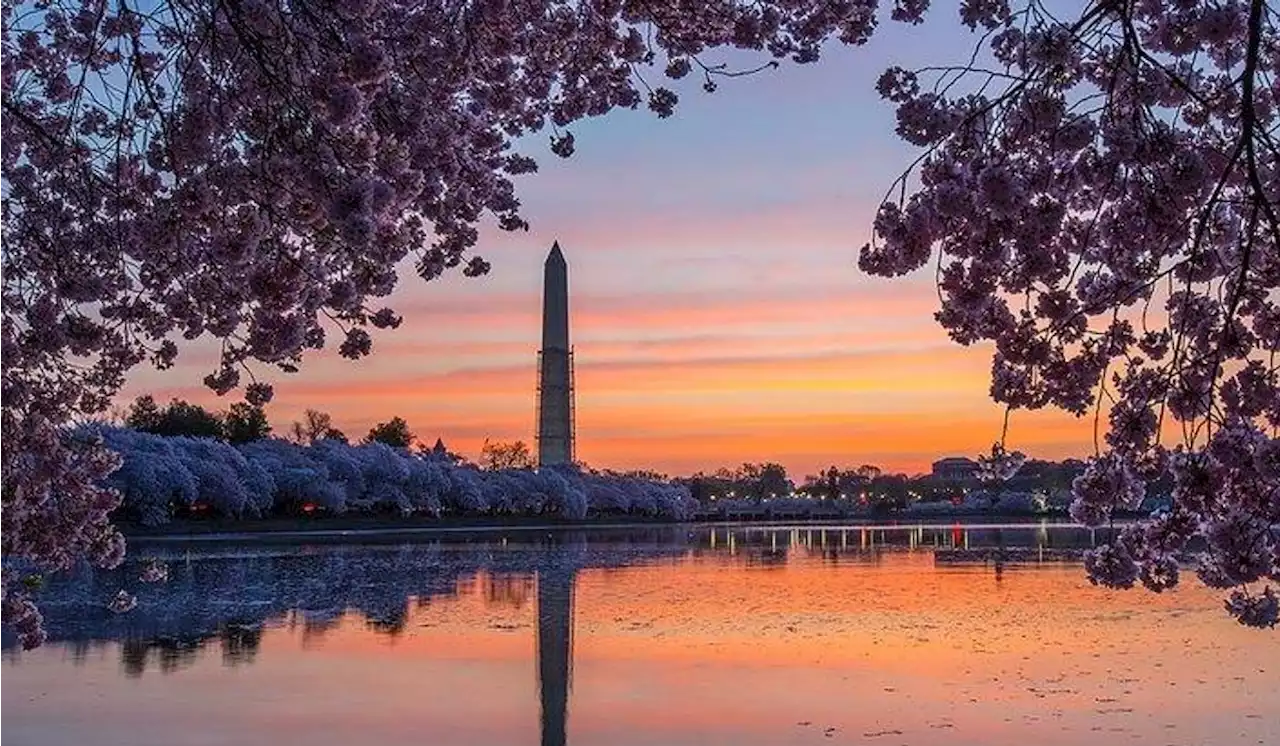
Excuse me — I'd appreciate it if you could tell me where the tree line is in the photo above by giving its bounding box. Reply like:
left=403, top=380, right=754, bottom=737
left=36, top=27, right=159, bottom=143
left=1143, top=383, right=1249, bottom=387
left=121, top=395, right=537, bottom=470
left=679, top=459, right=1108, bottom=514
left=120, top=397, right=1130, bottom=515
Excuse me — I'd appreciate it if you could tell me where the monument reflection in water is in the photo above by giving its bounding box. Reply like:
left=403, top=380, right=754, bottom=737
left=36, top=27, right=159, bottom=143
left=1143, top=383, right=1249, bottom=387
left=7, top=528, right=673, bottom=746
left=8, top=522, right=1275, bottom=746
left=537, top=561, right=574, bottom=746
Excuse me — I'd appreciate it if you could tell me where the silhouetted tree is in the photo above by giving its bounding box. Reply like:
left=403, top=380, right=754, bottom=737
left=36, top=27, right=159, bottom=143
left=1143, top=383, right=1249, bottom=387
left=684, top=463, right=794, bottom=502
left=866, top=474, right=911, bottom=514
left=799, top=466, right=873, bottom=501
left=156, top=401, right=224, bottom=439
left=855, top=464, right=883, bottom=481
left=124, top=395, right=163, bottom=432
left=289, top=409, right=347, bottom=445
left=222, top=403, right=272, bottom=444
left=738, top=462, right=793, bottom=501
left=366, top=417, right=415, bottom=449
left=127, top=396, right=223, bottom=439
left=480, top=439, right=533, bottom=470
left=620, top=469, right=669, bottom=481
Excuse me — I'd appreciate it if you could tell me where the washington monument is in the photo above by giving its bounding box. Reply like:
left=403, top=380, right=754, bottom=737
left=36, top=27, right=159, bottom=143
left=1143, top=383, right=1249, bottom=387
left=536, top=242, right=574, bottom=467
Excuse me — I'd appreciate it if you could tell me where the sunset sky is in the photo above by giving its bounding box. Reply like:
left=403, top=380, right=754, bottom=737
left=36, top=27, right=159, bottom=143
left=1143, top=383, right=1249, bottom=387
left=120, top=13, right=1102, bottom=477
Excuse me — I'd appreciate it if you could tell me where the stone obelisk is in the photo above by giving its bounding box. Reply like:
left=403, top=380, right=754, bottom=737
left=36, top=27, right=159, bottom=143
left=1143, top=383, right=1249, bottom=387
left=537, top=242, right=574, bottom=467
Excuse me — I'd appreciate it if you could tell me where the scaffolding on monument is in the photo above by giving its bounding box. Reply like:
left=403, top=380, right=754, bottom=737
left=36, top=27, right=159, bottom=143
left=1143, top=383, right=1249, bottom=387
left=535, top=347, right=575, bottom=465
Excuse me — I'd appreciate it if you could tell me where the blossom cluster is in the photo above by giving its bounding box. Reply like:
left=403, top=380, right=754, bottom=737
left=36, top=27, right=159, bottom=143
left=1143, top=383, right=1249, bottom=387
left=863, top=0, right=1279, bottom=627
left=2, top=0, right=885, bottom=642
left=2, top=0, right=886, bottom=425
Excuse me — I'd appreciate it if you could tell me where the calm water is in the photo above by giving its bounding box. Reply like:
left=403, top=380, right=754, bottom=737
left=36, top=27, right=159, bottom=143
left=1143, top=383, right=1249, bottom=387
left=3, top=522, right=1277, bottom=746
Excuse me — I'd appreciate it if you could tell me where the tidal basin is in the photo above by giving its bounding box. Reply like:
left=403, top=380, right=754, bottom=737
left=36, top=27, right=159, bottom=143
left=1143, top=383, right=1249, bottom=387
left=3, top=522, right=1277, bottom=746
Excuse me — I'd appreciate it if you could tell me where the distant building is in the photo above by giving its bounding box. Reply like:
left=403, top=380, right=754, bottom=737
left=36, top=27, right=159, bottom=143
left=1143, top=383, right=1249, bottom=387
left=931, top=456, right=980, bottom=481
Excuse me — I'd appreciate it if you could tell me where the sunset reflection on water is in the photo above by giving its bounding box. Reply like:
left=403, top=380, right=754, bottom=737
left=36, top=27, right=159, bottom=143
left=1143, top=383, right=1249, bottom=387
left=3, top=523, right=1276, bottom=746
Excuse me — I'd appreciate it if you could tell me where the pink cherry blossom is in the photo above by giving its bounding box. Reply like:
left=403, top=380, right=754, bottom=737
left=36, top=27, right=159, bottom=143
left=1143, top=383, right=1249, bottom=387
left=2, top=0, right=888, bottom=643
left=863, top=0, right=1278, bottom=628
left=139, top=558, right=169, bottom=584
left=107, top=590, right=137, bottom=614
left=4, top=0, right=1278, bottom=642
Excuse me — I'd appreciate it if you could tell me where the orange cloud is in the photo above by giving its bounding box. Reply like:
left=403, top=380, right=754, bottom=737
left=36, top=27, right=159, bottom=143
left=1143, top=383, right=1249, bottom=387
left=170, top=344, right=1092, bottom=475
left=381, top=281, right=936, bottom=336
left=113, top=212, right=1121, bottom=476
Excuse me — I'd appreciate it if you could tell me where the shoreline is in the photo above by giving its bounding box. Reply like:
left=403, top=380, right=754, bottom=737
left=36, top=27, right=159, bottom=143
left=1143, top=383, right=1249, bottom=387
left=118, top=512, right=1120, bottom=544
